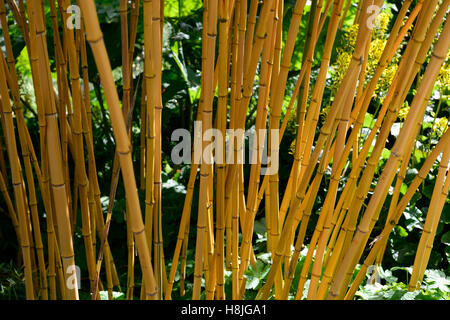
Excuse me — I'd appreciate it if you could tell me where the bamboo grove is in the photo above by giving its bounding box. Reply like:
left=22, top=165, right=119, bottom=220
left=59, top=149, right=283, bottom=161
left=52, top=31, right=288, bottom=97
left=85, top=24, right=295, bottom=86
left=0, top=0, right=448, bottom=300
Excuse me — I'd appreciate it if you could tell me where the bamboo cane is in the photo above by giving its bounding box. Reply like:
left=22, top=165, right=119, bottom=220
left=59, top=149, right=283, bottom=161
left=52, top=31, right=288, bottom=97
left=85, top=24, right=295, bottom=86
left=192, top=0, right=218, bottom=300
left=376, top=0, right=449, bottom=265
left=150, top=0, right=165, bottom=299
left=235, top=0, right=288, bottom=295
left=60, top=0, right=97, bottom=295
left=0, top=50, right=34, bottom=300
left=0, top=4, right=48, bottom=299
left=213, top=0, right=230, bottom=300
left=78, top=0, right=158, bottom=300
left=258, top=0, right=350, bottom=300
left=328, top=11, right=450, bottom=299
left=26, top=0, right=80, bottom=299
left=321, top=0, right=429, bottom=300
left=343, top=129, right=450, bottom=299
left=409, top=144, right=450, bottom=291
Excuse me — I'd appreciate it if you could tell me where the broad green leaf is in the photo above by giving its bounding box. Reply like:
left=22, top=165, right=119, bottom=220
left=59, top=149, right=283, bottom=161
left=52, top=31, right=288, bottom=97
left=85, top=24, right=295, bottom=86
left=254, top=218, right=267, bottom=236
left=381, top=148, right=391, bottom=160
left=257, top=253, right=272, bottom=265
left=363, top=113, right=375, bottom=128
left=99, top=291, right=125, bottom=300
left=441, top=231, right=450, bottom=246
left=414, top=149, right=425, bottom=164
left=164, top=0, right=202, bottom=18
left=162, top=179, right=187, bottom=194
left=245, top=276, right=260, bottom=290
left=442, top=204, right=450, bottom=224
left=391, top=266, right=413, bottom=275
left=390, top=123, right=401, bottom=137
left=423, top=270, right=450, bottom=292
left=377, top=266, right=398, bottom=284
left=400, top=291, right=419, bottom=300
left=404, top=168, right=419, bottom=184
left=400, top=183, right=408, bottom=195
left=403, top=206, right=423, bottom=231
left=395, top=226, right=408, bottom=238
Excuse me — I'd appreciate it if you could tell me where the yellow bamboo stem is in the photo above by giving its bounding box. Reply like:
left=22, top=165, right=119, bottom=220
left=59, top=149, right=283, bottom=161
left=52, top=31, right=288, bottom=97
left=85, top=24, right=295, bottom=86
left=79, top=0, right=158, bottom=300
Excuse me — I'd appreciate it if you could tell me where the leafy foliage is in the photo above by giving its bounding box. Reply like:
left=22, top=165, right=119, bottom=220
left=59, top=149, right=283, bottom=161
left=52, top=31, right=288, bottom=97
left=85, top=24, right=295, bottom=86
left=0, top=0, right=448, bottom=300
left=355, top=266, right=450, bottom=300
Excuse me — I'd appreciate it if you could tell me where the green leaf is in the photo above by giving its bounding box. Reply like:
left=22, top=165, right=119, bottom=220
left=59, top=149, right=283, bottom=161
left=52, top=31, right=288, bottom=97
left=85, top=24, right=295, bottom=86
left=381, top=148, right=391, bottom=160
left=423, top=270, right=450, bottom=292
left=382, top=290, right=397, bottom=300
left=414, top=149, right=425, bottom=164
left=395, top=226, right=408, bottom=238
left=164, top=0, right=202, bottom=18
left=355, top=283, right=385, bottom=300
left=162, top=179, right=187, bottom=194
left=400, top=183, right=408, bottom=195
left=442, top=204, right=450, bottom=224
left=257, top=253, right=272, bottom=265
left=400, top=291, right=419, bottom=300
left=391, top=266, right=413, bottom=275
left=404, top=168, right=418, bottom=184
left=253, top=218, right=266, bottom=236
left=377, top=266, right=398, bottom=284
left=390, top=123, right=401, bottom=137
left=244, top=259, right=271, bottom=292
left=403, top=206, right=423, bottom=231
left=441, top=231, right=450, bottom=246
left=409, top=192, right=422, bottom=208
left=422, top=121, right=433, bottom=130
left=245, top=276, right=260, bottom=290
left=99, top=291, right=125, bottom=300
left=363, top=113, right=375, bottom=128
left=164, top=162, right=173, bottom=174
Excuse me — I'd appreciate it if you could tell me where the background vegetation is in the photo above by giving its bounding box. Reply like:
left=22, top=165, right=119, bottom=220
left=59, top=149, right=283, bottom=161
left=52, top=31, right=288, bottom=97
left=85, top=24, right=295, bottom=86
left=0, top=0, right=449, bottom=300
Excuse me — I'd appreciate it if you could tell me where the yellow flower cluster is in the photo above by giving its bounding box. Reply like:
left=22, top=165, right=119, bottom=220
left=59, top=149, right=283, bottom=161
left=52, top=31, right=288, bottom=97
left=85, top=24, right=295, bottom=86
left=330, top=25, right=358, bottom=90
left=330, top=10, right=399, bottom=102
left=433, top=117, right=448, bottom=135
left=398, top=103, right=410, bottom=121
left=376, top=63, right=398, bottom=101
left=372, top=11, right=390, bottom=39
left=437, top=51, right=449, bottom=94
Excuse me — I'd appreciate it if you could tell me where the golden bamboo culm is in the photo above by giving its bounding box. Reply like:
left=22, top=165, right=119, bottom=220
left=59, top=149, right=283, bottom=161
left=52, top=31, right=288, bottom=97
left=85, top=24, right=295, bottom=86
left=0, top=0, right=448, bottom=301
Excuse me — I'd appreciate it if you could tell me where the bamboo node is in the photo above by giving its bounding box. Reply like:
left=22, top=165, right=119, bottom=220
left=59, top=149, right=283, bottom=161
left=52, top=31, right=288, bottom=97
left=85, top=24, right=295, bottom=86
left=431, top=52, right=446, bottom=60
left=117, top=149, right=132, bottom=156
left=280, top=62, right=291, bottom=69
left=61, top=254, right=76, bottom=261
left=356, top=226, right=368, bottom=234
left=255, top=33, right=268, bottom=41
left=146, top=290, right=159, bottom=297
left=391, top=150, right=401, bottom=158
left=87, top=35, right=104, bottom=45
left=134, top=228, right=146, bottom=236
